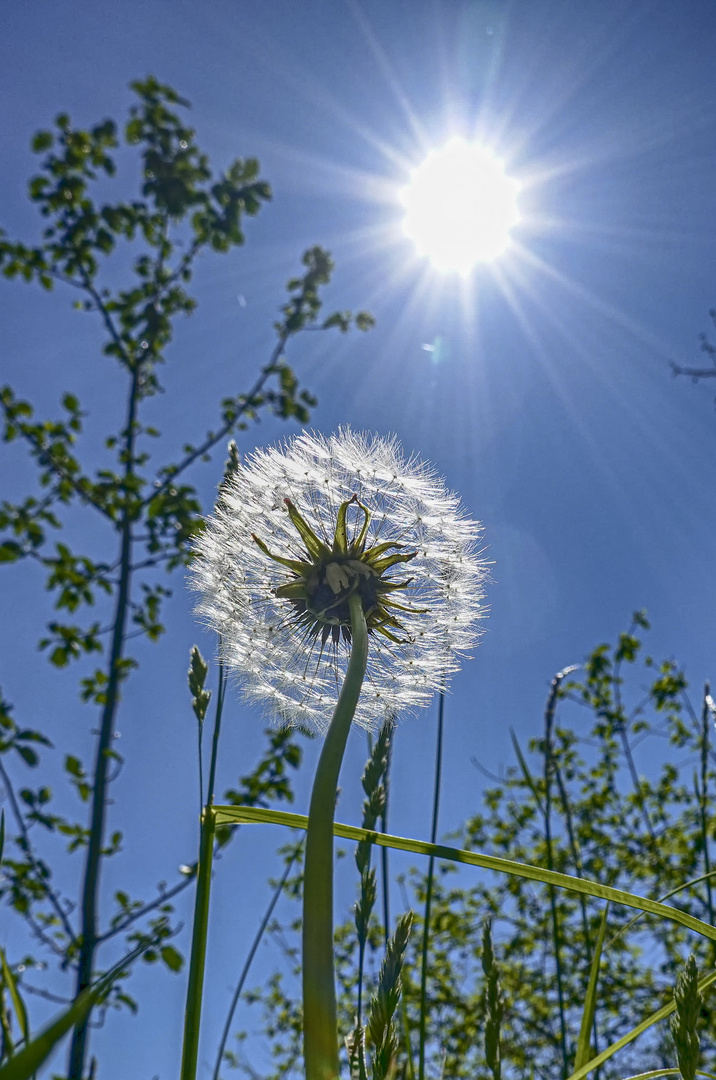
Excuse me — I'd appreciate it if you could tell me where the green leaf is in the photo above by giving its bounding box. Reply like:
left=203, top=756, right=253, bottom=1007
left=355, top=311, right=375, bottom=331
left=30, top=131, right=53, bottom=153
left=573, top=903, right=609, bottom=1072
left=160, top=945, right=183, bottom=973
left=65, top=754, right=82, bottom=778
left=0, top=542, right=23, bottom=564
left=0, top=947, right=29, bottom=1048
left=14, top=746, right=38, bottom=768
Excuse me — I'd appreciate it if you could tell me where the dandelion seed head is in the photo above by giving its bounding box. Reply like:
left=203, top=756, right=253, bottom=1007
left=191, top=428, right=488, bottom=734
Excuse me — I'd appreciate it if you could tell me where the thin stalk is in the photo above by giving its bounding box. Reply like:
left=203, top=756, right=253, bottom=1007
left=213, top=839, right=303, bottom=1080
left=699, top=684, right=715, bottom=965
left=418, top=690, right=445, bottom=1080
left=547, top=667, right=599, bottom=1069
left=543, top=676, right=568, bottom=1078
left=206, top=656, right=227, bottom=806
left=401, top=993, right=417, bottom=1080
left=180, top=807, right=216, bottom=1080
left=381, top=731, right=392, bottom=951
left=552, top=761, right=600, bottom=1070
left=356, top=938, right=366, bottom=1031
left=612, top=646, right=659, bottom=854
left=381, top=727, right=415, bottom=1080
left=67, top=364, right=140, bottom=1079
left=198, top=721, right=204, bottom=814
left=303, top=592, right=368, bottom=1080
left=180, top=656, right=227, bottom=1080
left=355, top=740, right=369, bottom=1032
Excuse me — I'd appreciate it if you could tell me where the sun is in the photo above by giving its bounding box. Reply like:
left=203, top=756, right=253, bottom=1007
left=400, top=137, right=521, bottom=273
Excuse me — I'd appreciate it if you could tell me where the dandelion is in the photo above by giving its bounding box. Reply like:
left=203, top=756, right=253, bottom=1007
left=189, top=427, right=488, bottom=1080
left=191, top=427, right=487, bottom=733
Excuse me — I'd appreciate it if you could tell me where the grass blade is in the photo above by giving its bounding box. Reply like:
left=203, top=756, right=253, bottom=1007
left=0, top=936, right=148, bottom=1080
left=0, top=949, right=28, bottom=1049
left=617, top=1072, right=716, bottom=1080
left=0, top=981, right=102, bottom=1080
left=215, top=805, right=716, bottom=945
left=573, top=903, right=609, bottom=1072
left=564, top=968, right=716, bottom=1080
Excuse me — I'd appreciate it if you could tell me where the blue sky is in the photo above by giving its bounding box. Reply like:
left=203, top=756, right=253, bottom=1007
left=3, top=1, right=716, bottom=1077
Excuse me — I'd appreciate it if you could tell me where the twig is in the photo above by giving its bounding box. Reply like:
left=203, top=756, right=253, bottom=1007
left=95, top=873, right=195, bottom=945
left=143, top=331, right=291, bottom=507
left=0, top=754, right=78, bottom=947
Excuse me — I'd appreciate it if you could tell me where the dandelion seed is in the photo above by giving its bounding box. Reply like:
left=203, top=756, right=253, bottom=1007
left=191, top=428, right=487, bottom=733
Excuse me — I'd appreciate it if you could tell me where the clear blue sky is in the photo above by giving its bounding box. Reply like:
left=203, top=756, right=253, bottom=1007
left=2, top=2, right=716, bottom=1077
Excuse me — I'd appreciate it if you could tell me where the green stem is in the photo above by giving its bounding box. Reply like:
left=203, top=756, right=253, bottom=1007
left=206, top=657, right=227, bottom=806
left=543, top=677, right=568, bottom=1078
left=303, top=593, right=369, bottom=1080
left=381, top=730, right=392, bottom=951
left=180, top=807, right=216, bottom=1080
left=418, top=689, right=444, bottom=1080
left=180, top=656, right=227, bottom=1080
left=699, top=683, right=715, bottom=967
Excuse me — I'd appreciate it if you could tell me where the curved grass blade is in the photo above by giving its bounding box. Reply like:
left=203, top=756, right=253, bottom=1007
left=607, top=868, right=716, bottom=948
left=617, top=1072, right=716, bottom=1080
left=214, top=805, right=716, bottom=945
left=0, top=938, right=150, bottom=1080
left=573, top=903, right=609, bottom=1072
left=0, top=948, right=29, bottom=1050
left=0, top=979, right=104, bottom=1080
left=564, top=968, right=716, bottom=1080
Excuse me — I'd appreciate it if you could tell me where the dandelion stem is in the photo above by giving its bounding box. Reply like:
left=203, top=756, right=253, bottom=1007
left=303, top=592, right=369, bottom=1080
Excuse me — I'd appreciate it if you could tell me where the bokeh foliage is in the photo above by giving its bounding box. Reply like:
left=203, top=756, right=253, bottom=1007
left=226, top=617, right=715, bottom=1080
left=0, top=78, right=372, bottom=1078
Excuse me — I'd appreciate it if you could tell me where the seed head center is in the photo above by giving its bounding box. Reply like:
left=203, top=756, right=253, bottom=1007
left=252, top=494, right=420, bottom=647
left=307, top=558, right=379, bottom=627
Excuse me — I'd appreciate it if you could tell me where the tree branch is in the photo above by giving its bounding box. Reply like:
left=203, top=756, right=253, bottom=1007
left=143, top=330, right=291, bottom=506
left=670, top=361, right=716, bottom=380
left=96, top=872, right=194, bottom=945
left=0, top=754, right=78, bottom=947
